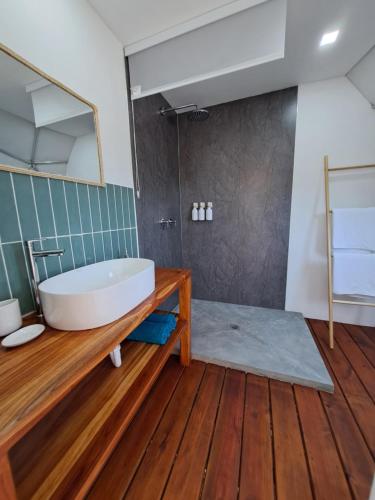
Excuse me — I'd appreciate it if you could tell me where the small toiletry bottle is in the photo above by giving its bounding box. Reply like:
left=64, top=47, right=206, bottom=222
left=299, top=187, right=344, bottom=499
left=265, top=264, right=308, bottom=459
left=199, top=202, right=206, bottom=221
left=192, top=202, right=198, bottom=221
left=206, top=202, right=213, bottom=221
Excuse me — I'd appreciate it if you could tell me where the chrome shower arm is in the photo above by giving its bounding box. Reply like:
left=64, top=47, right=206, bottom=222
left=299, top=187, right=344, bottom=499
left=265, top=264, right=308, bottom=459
left=159, top=104, right=197, bottom=115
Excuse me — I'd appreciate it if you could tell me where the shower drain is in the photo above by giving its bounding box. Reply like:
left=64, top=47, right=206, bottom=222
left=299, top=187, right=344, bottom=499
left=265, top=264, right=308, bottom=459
left=230, top=324, right=240, bottom=330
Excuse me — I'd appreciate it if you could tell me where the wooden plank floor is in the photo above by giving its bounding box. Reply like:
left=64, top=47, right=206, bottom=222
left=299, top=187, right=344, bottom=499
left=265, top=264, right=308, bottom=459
left=88, top=320, right=375, bottom=500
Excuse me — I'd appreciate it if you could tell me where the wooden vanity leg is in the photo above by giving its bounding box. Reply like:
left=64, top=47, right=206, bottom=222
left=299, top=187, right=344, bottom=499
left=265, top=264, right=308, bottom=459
left=0, top=454, right=17, bottom=500
left=179, top=274, right=191, bottom=367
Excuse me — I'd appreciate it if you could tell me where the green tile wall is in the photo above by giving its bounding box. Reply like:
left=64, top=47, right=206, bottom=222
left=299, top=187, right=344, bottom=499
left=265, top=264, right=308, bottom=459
left=0, top=171, right=138, bottom=315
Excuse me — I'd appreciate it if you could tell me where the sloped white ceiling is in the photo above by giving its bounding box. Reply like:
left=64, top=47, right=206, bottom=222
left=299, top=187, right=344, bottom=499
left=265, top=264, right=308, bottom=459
left=162, top=0, right=375, bottom=108
left=128, top=0, right=286, bottom=97
left=89, top=0, right=375, bottom=109
left=88, top=0, right=266, bottom=51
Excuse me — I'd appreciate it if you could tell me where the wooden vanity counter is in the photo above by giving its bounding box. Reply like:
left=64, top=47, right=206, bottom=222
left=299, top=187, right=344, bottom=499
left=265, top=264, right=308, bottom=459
left=0, top=267, right=191, bottom=499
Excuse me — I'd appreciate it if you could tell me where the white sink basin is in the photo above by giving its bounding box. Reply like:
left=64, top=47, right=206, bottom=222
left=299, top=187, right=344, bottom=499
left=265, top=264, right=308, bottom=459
left=39, top=258, right=155, bottom=331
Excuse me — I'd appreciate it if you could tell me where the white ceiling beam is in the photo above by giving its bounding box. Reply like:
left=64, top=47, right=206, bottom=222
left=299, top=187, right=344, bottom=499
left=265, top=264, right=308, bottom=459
left=131, top=50, right=284, bottom=100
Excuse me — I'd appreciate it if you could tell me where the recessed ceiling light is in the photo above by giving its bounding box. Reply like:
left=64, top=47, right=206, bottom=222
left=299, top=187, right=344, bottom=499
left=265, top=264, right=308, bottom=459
left=320, top=30, right=339, bottom=47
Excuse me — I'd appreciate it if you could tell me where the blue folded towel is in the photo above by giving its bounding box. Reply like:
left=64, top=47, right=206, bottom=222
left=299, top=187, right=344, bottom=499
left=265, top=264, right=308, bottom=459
left=127, top=313, right=177, bottom=345
left=146, top=313, right=176, bottom=327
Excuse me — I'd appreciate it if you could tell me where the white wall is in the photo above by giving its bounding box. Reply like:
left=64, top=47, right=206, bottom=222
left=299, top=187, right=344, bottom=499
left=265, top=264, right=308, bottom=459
left=66, top=133, right=99, bottom=181
left=286, top=76, right=375, bottom=326
left=347, top=45, right=375, bottom=108
left=0, top=108, right=73, bottom=174
left=0, top=109, right=33, bottom=167
left=0, top=0, right=133, bottom=187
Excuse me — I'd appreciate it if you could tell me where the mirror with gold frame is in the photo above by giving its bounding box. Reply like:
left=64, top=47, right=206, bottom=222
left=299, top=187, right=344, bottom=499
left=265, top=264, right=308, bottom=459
left=0, top=44, right=104, bottom=185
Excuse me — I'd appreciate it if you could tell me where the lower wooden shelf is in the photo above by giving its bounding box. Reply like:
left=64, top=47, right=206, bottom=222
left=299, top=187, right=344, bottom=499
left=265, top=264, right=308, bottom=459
left=9, top=318, right=187, bottom=500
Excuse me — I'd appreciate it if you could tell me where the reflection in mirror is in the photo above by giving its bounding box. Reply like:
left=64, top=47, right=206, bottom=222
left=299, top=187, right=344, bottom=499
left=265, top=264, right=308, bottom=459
left=0, top=46, right=102, bottom=184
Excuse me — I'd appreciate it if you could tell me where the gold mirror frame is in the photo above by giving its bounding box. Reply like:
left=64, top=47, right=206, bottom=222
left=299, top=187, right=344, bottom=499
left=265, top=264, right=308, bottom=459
left=0, top=43, right=105, bottom=186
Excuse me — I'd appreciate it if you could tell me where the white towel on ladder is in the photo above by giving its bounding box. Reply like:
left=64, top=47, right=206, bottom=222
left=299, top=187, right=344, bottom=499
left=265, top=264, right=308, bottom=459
left=332, top=207, right=375, bottom=251
left=333, top=250, right=375, bottom=296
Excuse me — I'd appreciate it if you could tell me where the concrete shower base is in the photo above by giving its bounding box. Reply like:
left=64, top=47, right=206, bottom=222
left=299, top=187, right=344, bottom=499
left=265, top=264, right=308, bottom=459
left=176, top=299, right=333, bottom=392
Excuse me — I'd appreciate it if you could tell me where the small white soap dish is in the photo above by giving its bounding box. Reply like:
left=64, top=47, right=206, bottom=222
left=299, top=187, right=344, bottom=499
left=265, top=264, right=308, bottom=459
left=1, top=324, right=45, bottom=348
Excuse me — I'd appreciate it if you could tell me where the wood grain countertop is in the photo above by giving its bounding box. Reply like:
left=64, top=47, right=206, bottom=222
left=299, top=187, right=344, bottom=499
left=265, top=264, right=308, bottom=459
left=0, top=267, right=190, bottom=453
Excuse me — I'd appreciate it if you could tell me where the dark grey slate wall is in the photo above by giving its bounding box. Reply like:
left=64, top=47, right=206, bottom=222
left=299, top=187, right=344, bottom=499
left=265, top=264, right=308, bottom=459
left=132, top=93, right=182, bottom=308
left=178, top=87, right=297, bottom=309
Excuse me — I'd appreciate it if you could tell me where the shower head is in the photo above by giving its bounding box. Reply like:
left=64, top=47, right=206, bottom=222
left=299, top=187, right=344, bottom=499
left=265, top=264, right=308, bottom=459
left=187, top=108, right=209, bottom=122
left=159, top=103, right=209, bottom=121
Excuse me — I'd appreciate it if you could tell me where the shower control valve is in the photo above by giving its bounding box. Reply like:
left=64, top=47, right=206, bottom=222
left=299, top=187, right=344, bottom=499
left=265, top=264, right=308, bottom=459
left=158, top=218, right=169, bottom=230
left=158, top=218, right=177, bottom=229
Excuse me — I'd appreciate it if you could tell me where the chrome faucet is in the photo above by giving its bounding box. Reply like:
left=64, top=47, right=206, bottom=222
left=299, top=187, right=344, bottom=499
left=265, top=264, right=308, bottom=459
left=26, top=239, right=65, bottom=319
